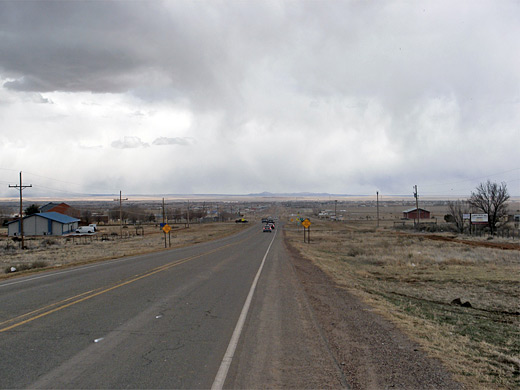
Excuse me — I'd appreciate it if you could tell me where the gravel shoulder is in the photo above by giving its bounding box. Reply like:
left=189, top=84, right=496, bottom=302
left=284, top=237, right=462, bottom=390
left=227, top=230, right=347, bottom=389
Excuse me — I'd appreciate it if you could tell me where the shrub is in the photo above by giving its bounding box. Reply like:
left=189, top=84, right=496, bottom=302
left=40, top=238, right=58, bottom=247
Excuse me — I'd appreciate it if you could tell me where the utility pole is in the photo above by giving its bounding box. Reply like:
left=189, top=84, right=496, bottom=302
left=162, top=198, right=165, bottom=224
left=187, top=200, right=190, bottom=228
left=376, top=191, right=380, bottom=228
left=413, top=185, right=419, bottom=228
left=9, top=171, right=32, bottom=249
left=334, top=200, right=337, bottom=221
left=113, top=191, right=128, bottom=238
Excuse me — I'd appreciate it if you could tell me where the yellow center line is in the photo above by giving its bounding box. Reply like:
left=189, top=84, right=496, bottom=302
left=0, top=289, right=98, bottom=328
left=0, top=236, right=251, bottom=333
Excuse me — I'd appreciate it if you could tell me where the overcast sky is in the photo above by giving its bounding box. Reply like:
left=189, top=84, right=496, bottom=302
left=0, top=0, right=519, bottom=198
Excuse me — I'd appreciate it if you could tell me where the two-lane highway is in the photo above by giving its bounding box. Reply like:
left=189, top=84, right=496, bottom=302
left=0, top=224, right=344, bottom=389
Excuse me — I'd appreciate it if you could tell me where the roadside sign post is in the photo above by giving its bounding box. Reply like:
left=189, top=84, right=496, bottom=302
left=470, top=214, right=488, bottom=236
left=463, top=214, right=471, bottom=234
left=162, top=224, right=172, bottom=248
left=302, top=218, right=311, bottom=243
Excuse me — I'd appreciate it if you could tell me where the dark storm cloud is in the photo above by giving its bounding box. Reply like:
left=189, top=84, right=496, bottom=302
left=0, top=0, right=252, bottom=109
left=2, top=1, right=518, bottom=118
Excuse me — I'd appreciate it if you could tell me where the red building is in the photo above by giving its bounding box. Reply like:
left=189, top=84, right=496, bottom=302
left=403, top=208, right=431, bottom=220
left=39, top=202, right=81, bottom=219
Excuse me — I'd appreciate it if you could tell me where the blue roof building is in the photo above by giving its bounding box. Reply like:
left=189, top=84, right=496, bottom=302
left=8, top=212, right=80, bottom=237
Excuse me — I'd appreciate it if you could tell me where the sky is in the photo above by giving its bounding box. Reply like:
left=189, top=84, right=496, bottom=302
left=0, top=0, right=519, bottom=198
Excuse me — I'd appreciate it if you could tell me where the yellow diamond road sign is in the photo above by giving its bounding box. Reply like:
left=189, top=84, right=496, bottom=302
left=162, top=224, right=171, bottom=233
left=302, top=219, right=311, bottom=228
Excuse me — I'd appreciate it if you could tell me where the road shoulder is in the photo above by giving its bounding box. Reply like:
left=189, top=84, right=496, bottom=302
left=226, top=232, right=346, bottom=388
left=285, top=239, right=462, bottom=389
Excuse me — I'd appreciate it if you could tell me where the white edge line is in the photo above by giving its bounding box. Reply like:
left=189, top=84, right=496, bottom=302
left=211, top=230, right=277, bottom=390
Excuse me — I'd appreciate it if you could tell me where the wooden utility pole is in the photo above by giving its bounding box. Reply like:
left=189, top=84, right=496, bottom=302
left=413, top=185, right=419, bottom=228
left=376, top=191, right=380, bottom=228
left=9, top=171, right=32, bottom=249
left=113, top=191, right=128, bottom=238
left=162, top=198, right=165, bottom=224
left=187, top=200, right=190, bottom=228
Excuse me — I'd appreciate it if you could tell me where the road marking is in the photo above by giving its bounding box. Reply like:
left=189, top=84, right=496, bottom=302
left=211, top=230, right=277, bottom=390
left=0, top=239, right=248, bottom=333
left=0, top=289, right=97, bottom=328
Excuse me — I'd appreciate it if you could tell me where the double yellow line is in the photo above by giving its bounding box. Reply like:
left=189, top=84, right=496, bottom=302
left=0, top=239, right=245, bottom=333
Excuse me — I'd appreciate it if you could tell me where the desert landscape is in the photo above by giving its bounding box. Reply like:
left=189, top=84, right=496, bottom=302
left=1, top=198, right=519, bottom=388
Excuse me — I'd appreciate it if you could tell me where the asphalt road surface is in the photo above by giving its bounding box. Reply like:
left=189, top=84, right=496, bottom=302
left=0, top=225, right=344, bottom=389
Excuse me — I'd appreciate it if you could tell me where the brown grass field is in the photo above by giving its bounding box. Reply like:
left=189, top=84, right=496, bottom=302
left=285, top=219, right=520, bottom=389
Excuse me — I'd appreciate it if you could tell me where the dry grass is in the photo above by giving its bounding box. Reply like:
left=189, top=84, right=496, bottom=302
left=285, top=220, right=520, bottom=389
left=1, top=222, right=246, bottom=276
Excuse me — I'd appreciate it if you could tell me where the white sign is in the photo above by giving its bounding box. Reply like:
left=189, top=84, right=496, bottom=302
left=463, top=214, right=471, bottom=220
left=471, top=214, right=488, bottom=223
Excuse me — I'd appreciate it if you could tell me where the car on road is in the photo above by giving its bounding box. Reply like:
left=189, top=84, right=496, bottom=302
left=263, top=225, right=272, bottom=232
left=235, top=218, right=248, bottom=223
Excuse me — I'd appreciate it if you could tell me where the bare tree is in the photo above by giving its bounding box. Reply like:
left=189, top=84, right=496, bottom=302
left=109, top=207, right=129, bottom=223
left=81, top=210, right=92, bottom=224
left=126, top=205, right=143, bottom=224
left=168, top=208, right=183, bottom=223
left=447, top=200, right=470, bottom=233
left=468, top=180, right=509, bottom=234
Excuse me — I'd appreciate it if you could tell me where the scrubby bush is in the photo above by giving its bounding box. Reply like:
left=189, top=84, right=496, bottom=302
left=40, top=238, right=58, bottom=247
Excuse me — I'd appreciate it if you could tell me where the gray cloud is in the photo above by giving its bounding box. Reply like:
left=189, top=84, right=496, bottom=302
left=0, top=1, right=518, bottom=196
left=152, top=137, right=192, bottom=146
left=111, top=136, right=149, bottom=149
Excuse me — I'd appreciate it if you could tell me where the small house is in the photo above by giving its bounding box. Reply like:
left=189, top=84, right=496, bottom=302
left=402, top=208, right=431, bottom=220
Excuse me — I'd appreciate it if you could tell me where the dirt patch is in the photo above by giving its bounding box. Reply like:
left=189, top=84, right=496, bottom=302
left=284, top=236, right=461, bottom=390
left=396, top=232, right=520, bottom=251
